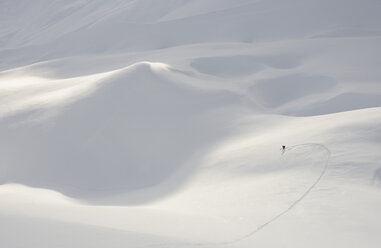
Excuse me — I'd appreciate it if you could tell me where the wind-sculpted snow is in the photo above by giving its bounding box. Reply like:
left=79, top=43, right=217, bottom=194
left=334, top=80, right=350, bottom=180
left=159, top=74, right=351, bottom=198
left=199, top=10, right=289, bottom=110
left=250, top=74, right=337, bottom=108
left=0, top=62, right=248, bottom=200
left=295, top=92, right=381, bottom=116
left=1, top=0, right=381, bottom=69
left=190, top=54, right=304, bottom=77
left=1, top=0, right=381, bottom=247
left=136, top=144, right=332, bottom=248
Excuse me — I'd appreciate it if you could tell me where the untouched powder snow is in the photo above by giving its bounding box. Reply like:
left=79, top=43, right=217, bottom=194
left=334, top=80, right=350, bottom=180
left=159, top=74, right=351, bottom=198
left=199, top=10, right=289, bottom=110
left=1, top=0, right=381, bottom=247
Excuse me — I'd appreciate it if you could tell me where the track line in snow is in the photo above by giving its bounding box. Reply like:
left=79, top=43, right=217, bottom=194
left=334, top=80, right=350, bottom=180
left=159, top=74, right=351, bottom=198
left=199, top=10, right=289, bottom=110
left=215, top=143, right=331, bottom=245
left=141, top=143, right=331, bottom=248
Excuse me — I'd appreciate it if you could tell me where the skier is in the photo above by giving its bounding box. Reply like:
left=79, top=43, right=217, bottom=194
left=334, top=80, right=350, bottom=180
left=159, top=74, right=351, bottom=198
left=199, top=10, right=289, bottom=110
left=281, top=145, right=286, bottom=154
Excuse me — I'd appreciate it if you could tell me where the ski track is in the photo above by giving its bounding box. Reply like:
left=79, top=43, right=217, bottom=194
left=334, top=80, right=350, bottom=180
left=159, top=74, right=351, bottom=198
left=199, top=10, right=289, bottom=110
left=140, top=143, right=331, bottom=248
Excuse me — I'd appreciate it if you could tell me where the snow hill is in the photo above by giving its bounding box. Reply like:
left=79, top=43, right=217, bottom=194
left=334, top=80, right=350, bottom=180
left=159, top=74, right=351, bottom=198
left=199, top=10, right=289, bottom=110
left=1, top=0, right=381, bottom=247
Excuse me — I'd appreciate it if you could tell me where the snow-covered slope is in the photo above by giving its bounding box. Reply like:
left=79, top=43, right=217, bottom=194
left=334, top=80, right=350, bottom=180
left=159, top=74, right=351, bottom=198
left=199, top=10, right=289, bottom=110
left=1, top=0, right=381, bottom=247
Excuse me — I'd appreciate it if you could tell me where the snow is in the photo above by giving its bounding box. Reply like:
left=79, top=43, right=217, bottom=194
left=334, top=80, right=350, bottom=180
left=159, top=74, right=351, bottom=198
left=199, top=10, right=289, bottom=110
left=1, top=0, right=381, bottom=247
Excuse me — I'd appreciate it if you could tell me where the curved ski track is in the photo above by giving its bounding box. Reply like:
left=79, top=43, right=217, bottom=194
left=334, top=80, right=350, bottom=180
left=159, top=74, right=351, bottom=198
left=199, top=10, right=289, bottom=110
left=142, top=143, right=331, bottom=248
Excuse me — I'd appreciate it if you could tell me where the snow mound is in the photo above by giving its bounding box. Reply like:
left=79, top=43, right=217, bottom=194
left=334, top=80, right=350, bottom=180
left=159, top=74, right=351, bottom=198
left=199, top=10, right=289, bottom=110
left=0, top=61, right=248, bottom=200
left=1, top=0, right=381, bottom=247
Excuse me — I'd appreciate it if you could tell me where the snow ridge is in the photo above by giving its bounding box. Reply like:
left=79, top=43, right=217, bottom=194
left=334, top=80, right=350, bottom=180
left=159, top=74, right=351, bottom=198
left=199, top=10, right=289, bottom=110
left=1, top=1, right=381, bottom=247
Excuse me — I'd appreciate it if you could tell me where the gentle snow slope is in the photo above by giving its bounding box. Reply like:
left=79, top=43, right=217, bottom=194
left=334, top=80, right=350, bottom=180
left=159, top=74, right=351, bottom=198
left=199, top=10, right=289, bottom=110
left=0, top=0, right=381, bottom=247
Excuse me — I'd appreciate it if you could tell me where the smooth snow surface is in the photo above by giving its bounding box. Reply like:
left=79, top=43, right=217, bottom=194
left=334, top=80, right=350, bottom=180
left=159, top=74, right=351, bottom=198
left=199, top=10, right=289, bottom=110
left=1, top=1, right=381, bottom=247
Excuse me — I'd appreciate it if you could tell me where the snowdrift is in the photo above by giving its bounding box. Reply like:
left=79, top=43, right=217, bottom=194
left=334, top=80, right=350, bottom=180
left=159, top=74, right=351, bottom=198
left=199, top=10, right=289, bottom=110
left=0, top=62, right=249, bottom=200
left=1, top=0, right=381, bottom=247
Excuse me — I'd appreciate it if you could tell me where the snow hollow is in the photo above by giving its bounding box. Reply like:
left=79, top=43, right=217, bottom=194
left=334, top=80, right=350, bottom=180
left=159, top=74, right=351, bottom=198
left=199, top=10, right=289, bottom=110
left=1, top=0, right=381, bottom=247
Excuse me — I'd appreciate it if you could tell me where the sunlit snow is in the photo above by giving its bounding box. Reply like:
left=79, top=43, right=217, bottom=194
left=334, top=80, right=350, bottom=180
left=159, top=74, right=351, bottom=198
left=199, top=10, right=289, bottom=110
left=1, top=1, right=381, bottom=248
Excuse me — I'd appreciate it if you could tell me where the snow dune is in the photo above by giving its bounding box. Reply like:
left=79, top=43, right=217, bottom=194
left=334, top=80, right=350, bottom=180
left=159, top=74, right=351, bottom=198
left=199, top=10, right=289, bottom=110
left=1, top=0, right=381, bottom=247
left=1, top=61, right=249, bottom=200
